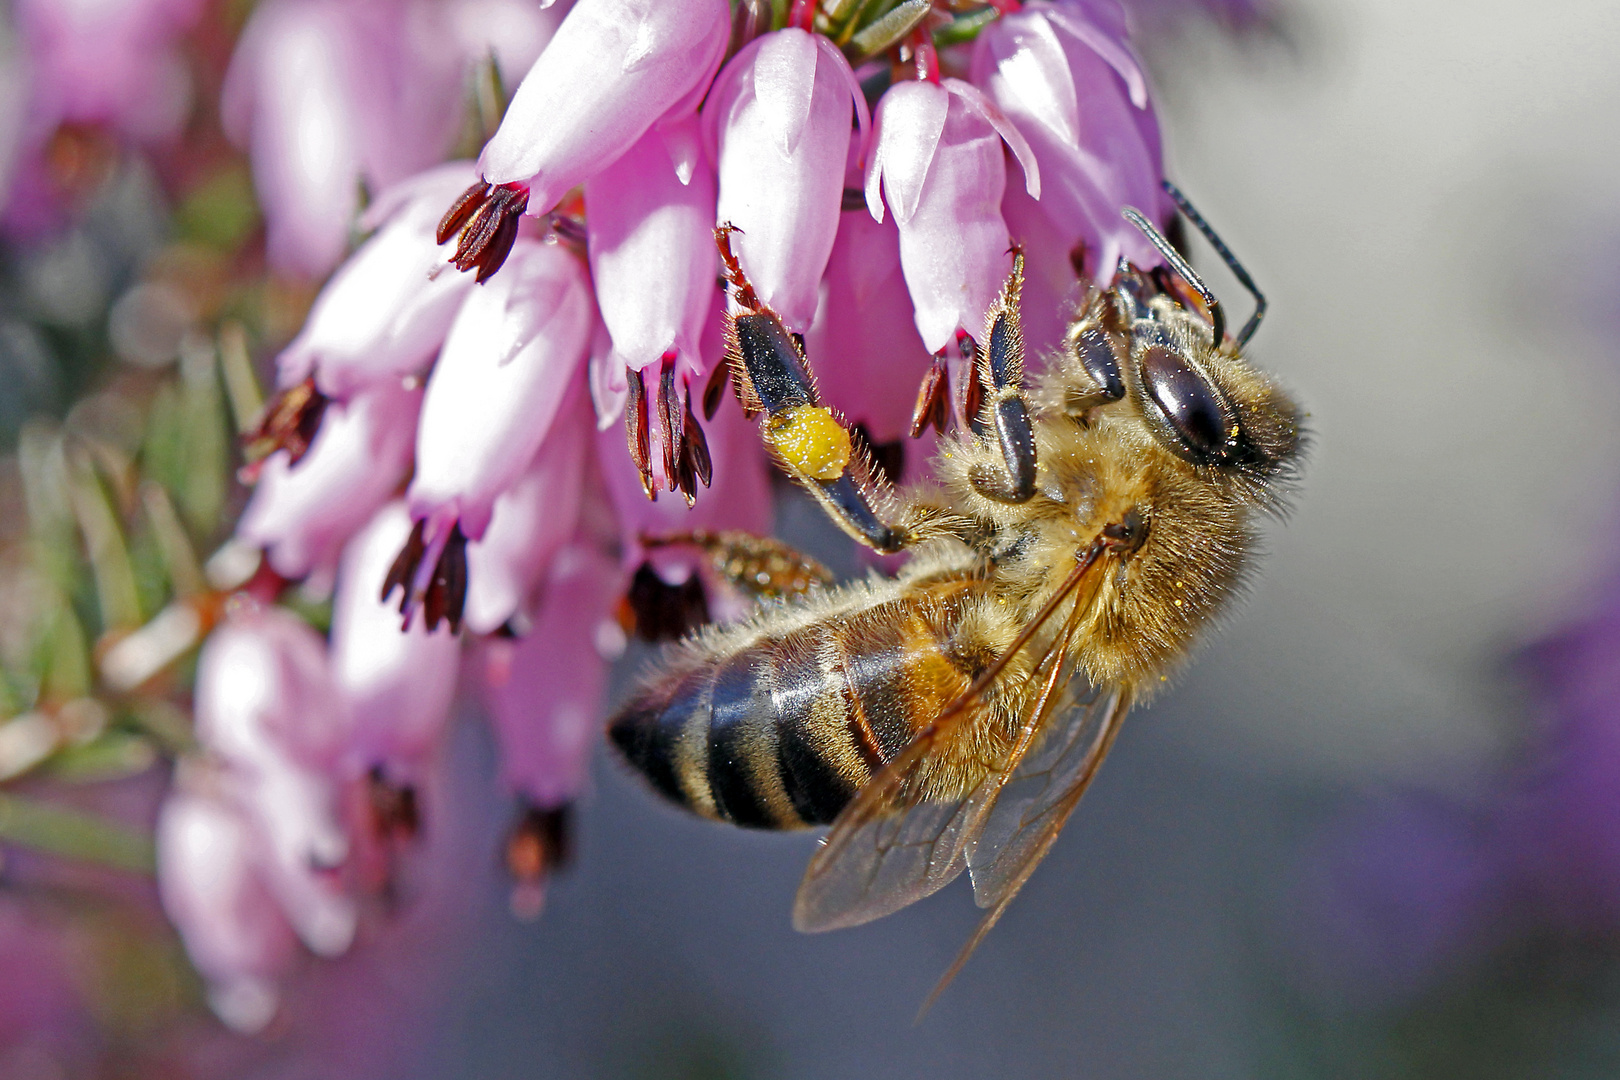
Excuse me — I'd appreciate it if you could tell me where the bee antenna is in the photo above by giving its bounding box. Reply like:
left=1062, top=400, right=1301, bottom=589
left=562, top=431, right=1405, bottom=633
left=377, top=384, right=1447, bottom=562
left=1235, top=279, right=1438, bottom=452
left=1120, top=204, right=1225, bottom=348
left=1161, top=181, right=1268, bottom=349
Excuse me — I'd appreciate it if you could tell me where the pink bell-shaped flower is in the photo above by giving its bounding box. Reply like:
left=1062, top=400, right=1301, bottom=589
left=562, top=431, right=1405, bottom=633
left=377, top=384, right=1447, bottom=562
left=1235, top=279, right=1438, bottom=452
left=599, top=295, right=771, bottom=572
left=585, top=115, right=717, bottom=393
left=865, top=77, right=1039, bottom=355
left=463, top=378, right=592, bottom=635
left=236, top=378, right=421, bottom=581
left=329, top=503, right=462, bottom=778
left=970, top=0, right=1167, bottom=282
left=223, top=0, right=395, bottom=278
left=475, top=0, right=730, bottom=207
left=806, top=208, right=937, bottom=450
left=396, top=237, right=594, bottom=632
left=224, top=0, right=554, bottom=278
left=193, top=607, right=358, bottom=959
left=1001, top=176, right=1080, bottom=358
left=16, top=0, right=204, bottom=143
left=276, top=162, right=481, bottom=399
left=707, top=27, right=870, bottom=333
left=156, top=787, right=297, bottom=1034
left=482, top=543, right=622, bottom=809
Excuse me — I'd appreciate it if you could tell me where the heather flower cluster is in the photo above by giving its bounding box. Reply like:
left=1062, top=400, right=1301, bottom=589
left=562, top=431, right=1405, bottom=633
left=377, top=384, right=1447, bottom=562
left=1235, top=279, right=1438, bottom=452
left=2, top=0, right=1172, bottom=1036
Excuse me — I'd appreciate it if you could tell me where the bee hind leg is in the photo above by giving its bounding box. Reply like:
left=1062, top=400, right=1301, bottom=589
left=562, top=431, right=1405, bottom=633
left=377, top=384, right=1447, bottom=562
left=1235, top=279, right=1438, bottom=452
left=714, top=225, right=915, bottom=555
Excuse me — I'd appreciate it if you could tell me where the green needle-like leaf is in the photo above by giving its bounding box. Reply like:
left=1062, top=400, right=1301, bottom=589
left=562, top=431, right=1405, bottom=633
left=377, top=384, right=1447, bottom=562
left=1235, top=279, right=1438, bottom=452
left=0, top=792, right=154, bottom=874
left=845, top=0, right=931, bottom=64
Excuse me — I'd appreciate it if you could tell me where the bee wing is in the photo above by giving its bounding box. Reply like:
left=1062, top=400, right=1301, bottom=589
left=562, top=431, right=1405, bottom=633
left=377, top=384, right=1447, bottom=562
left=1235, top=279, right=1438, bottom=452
left=964, top=683, right=1132, bottom=910
left=909, top=684, right=1131, bottom=1015
left=793, top=547, right=1108, bottom=934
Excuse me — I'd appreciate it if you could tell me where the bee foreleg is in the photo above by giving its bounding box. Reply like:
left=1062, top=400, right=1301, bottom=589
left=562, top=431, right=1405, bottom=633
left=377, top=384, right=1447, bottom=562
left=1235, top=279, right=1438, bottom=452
left=968, top=249, right=1038, bottom=505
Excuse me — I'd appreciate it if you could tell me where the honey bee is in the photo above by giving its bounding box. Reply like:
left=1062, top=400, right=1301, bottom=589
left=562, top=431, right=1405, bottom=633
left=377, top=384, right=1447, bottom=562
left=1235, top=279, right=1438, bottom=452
left=608, top=183, right=1303, bottom=1000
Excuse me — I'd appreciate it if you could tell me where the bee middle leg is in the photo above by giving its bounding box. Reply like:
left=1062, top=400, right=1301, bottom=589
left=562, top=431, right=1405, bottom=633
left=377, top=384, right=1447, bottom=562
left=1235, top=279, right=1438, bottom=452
left=713, top=224, right=914, bottom=555
left=642, top=530, right=833, bottom=603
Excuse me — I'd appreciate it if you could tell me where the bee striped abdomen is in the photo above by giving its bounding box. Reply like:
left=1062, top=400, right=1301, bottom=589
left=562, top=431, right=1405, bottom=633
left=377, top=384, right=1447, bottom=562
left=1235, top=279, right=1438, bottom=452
left=609, top=580, right=979, bottom=829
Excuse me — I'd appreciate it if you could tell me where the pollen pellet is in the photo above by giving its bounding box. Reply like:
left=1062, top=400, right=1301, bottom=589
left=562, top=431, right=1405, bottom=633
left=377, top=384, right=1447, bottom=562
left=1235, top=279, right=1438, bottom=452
left=765, top=406, right=851, bottom=480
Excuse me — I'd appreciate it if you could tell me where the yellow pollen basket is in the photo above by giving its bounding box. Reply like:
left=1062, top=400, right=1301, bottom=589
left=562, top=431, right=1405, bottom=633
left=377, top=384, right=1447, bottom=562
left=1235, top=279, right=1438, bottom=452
left=765, top=406, right=852, bottom=480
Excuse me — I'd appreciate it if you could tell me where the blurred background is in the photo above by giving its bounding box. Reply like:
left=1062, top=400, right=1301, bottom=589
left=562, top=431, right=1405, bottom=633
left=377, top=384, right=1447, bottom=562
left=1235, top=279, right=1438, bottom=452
left=3, top=0, right=1620, bottom=1076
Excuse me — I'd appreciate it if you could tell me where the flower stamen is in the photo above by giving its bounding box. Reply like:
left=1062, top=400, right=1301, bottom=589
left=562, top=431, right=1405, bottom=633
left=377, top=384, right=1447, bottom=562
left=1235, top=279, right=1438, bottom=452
left=624, top=366, right=655, bottom=500
left=240, top=376, right=330, bottom=482
left=911, top=352, right=951, bottom=438
left=380, top=519, right=469, bottom=632
left=620, top=561, right=710, bottom=641
left=438, top=180, right=531, bottom=282
left=677, top=392, right=713, bottom=503
left=506, top=802, right=573, bottom=921
left=657, top=356, right=683, bottom=498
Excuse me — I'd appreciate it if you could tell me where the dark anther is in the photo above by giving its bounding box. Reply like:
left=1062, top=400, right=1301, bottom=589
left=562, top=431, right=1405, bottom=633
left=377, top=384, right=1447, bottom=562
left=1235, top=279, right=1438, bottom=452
left=446, top=181, right=529, bottom=282
left=422, top=523, right=468, bottom=633
left=1068, top=240, right=1089, bottom=281
left=506, top=802, right=573, bottom=884
left=473, top=210, right=521, bottom=284
left=702, top=360, right=731, bottom=421
left=910, top=354, right=951, bottom=438
left=436, top=181, right=488, bottom=244
left=381, top=518, right=427, bottom=606
left=677, top=394, right=713, bottom=504
left=657, top=356, right=683, bottom=495
left=240, top=377, right=330, bottom=479
left=962, top=344, right=985, bottom=436
left=623, top=561, right=709, bottom=642
left=854, top=423, right=904, bottom=485
left=546, top=212, right=587, bottom=247
left=368, top=766, right=421, bottom=843
left=841, top=186, right=868, bottom=212
left=624, top=365, right=654, bottom=500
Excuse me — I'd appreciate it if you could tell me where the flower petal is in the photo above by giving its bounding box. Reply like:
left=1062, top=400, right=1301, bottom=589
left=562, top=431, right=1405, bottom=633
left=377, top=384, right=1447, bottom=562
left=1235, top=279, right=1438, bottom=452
left=752, top=25, right=819, bottom=156
left=409, top=238, right=595, bottom=540
left=946, top=78, right=1040, bottom=200
left=868, top=80, right=948, bottom=226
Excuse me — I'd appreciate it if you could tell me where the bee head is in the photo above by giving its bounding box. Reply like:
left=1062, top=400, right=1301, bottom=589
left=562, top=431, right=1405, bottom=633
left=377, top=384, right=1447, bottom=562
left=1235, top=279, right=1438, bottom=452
left=1068, top=195, right=1304, bottom=504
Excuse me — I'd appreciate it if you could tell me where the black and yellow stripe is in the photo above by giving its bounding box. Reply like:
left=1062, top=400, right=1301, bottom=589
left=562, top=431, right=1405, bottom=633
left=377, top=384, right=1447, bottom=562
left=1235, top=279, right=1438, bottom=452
left=608, top=581, right=978, bottom=828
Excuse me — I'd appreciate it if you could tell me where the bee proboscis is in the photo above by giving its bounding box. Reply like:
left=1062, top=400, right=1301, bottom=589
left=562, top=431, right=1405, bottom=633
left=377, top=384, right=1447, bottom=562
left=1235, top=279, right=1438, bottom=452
left=608, top=182, right=1303, bottom=1005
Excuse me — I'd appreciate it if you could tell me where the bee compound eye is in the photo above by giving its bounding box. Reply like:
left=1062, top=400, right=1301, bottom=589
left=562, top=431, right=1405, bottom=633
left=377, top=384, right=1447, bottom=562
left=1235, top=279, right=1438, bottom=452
left=1138, top=346, right=1234, bottom=463
left=1073, top=328, right=1125, bottom=402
